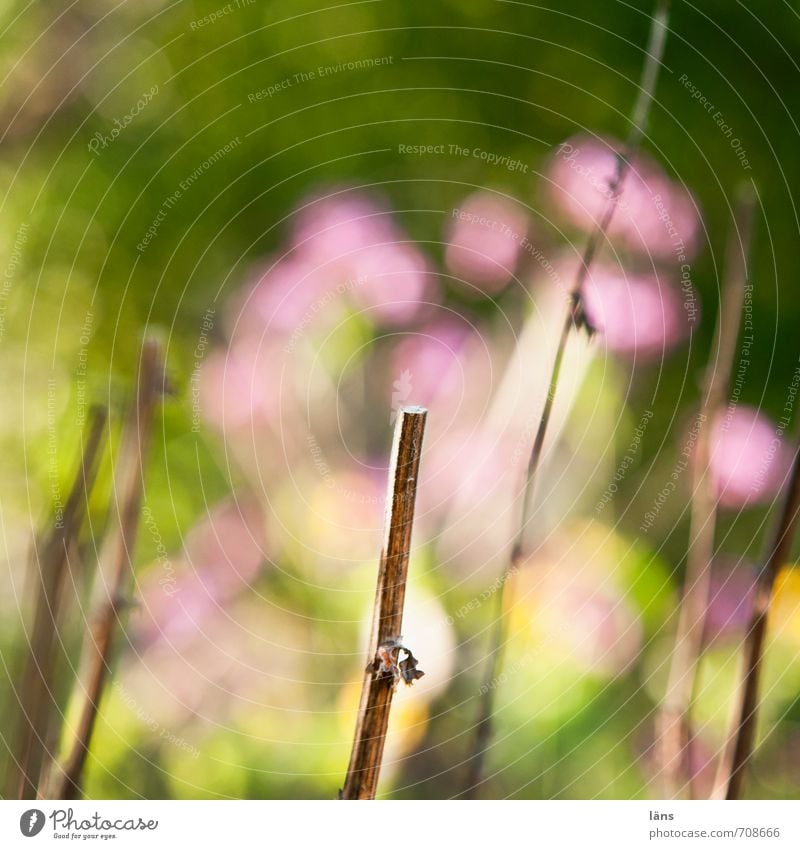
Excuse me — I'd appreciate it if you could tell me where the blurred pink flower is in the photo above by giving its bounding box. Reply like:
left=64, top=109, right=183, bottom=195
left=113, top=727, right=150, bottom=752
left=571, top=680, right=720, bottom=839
left=430, top=427, right=518, bottom=582
left=710, top=405, right=787, bottom=508
left=238, top=254, right=330, bottom=335
left=199, top=341, right=276, bottom=432
left=291, top=189, right=437, bottom=325
left=445, top=191, right=529, bottom=292
left=389, top=318, right=471, bottom=409
left=292, top=191, right=397, bottom=261
left=137, top=574, right=217, bottom=648
left=126, top=596, right=309, bottom=727
left=422, top=427, right=514, bottom=518
left=547, top=135, right=701, bottom=262
left=580, top=264, right=687, bottom=358
left=185, top=499, right=266, bottom=591
left=135, top=499, right=267, bottom=649
left=348, top=241, right=435, bottom=325
left=704, top=559, right=755, bottom=644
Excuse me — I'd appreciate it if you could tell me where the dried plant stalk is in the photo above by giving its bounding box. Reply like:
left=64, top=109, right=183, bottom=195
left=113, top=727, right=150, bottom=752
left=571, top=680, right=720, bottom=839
left=7, top=406, right=107, bottom=800
left=656, top=187, right=756, bottom=799
left=711, top=435, right=800, bottom=799
left=55, top=339, right=164, bottom=799
left=341, top=406, right=427, bottom=800
left=464, top=0, right=671, bottom=798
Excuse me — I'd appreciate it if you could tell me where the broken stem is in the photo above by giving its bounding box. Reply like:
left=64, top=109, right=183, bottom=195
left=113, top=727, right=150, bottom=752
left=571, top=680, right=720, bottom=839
left=463, top=0, right=671, bottom=798
left=7, top=406, right=107, bottom=800
left=55, top=338, right=164, bottom=799
left=657, top=186, right=756, bottom=799
left=341, top=406, right=427, bottom=800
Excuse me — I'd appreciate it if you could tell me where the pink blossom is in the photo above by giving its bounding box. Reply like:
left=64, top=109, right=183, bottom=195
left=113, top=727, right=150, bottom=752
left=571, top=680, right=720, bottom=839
left=292, top=191, right=397, bottom=261
left=136, top=574, right=217, bottom=647
left=184, top=499, right=266, bottom=591
left=388, top=318, right=471, bottom=409
left=704, top=559, right=755, bottom=644
left=134, top=499, right=266, bottom=649
left=233, top=254, right=330, bottom=337
left=445, top=191, right=529, bottom=292
left=547, top=135, right=701, bottom=262
left=579, top=263, right=687, bottom=358
left=291, top=190, right=437, bottom=325
left=348, top=241, right=435, bottom=325
left=199, top=341, right=275, bottom=432
left=422, top=427, right=514, bottom=518
left=710, top=406, right=787, bottom=508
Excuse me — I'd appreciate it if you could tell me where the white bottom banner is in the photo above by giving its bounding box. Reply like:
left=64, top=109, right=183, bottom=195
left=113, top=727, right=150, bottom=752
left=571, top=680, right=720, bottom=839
left=1, top=800, right=798, bottom=848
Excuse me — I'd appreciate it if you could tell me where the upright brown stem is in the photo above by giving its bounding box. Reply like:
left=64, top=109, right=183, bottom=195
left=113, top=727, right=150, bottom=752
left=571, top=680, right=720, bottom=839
left=55, top=339, right=164, bottom=799
left=656, top=187, right=756, bottom=799
left=712, top=435, right=800, bottom=799
left=341, top=406, right=427, bottom=800
left=464, top=0, right=671, bottom=798
left=7, top=406, right=107, bottom=800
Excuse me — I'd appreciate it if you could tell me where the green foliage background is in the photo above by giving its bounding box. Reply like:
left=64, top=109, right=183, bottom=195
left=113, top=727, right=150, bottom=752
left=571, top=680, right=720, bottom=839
left=2, top=0, right=800, bottom=799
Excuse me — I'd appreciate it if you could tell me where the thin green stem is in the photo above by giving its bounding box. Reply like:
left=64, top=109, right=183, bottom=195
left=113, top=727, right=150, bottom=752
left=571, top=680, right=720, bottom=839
left=712, top=431, right=800, bottom=798
left=463, top=0, right=671, bottom=797
left=6, top=407, right=107, bottom=800
left=657, top=186, right=756, bottom=799
left=55, top=339, right=164, bottom=799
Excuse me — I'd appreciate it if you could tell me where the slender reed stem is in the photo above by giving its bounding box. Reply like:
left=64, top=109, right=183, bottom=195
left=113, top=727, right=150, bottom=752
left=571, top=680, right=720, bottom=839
left=463, top=0, right=671, bottom=798
left=711, top=435, right=800, bottom=798
left=7, top=406, right=107, bottom=800
left=55, top=339, right=164, bottom=799
left=657, top=187, right=756, bottom=799
left=341, top=406, right=427, bottom=800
